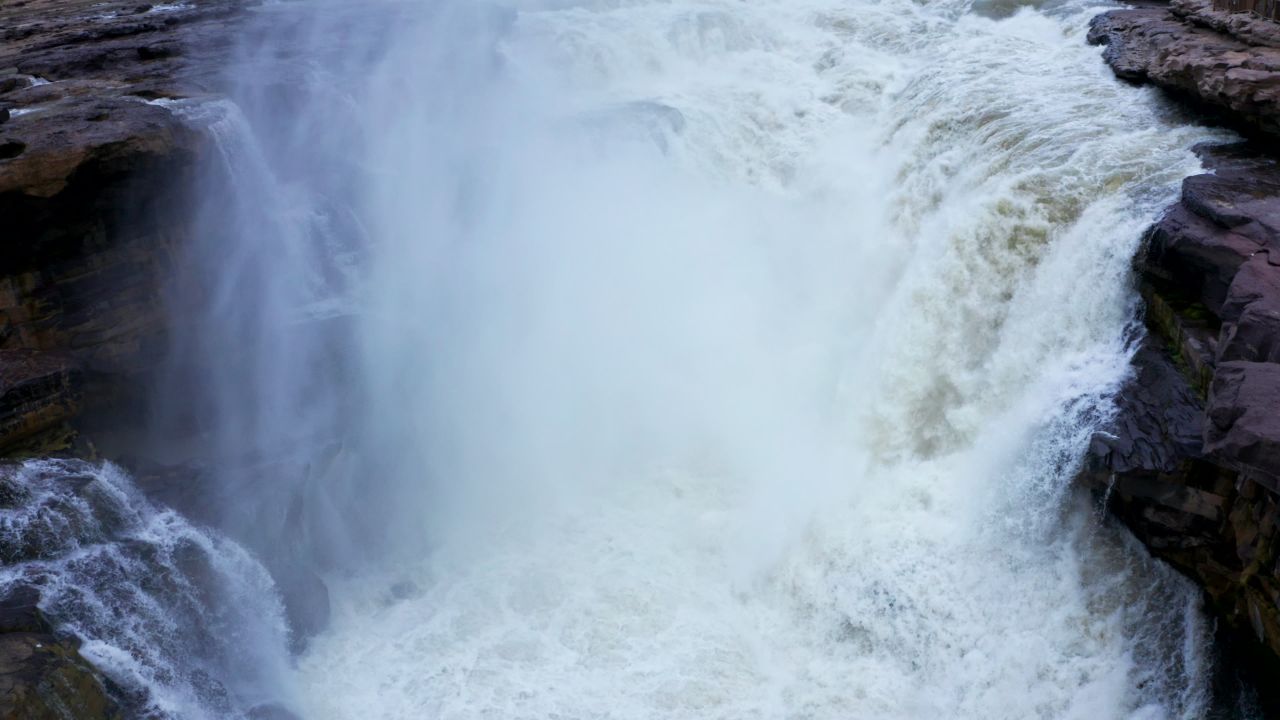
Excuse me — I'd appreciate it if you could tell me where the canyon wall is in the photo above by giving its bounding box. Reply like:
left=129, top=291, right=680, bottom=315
left=1086, top=0, right=1280, bottom=694
left=0, top=2, right=238, bottom=714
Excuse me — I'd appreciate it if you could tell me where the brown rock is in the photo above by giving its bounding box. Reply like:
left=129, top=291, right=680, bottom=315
left=0, top=350, right=79, bottom=454
left=1206, top=361, right=1280, bottom=482
left=0, top=588, right=121, bottom=720
left=1088, top=2, right=1280, bottom=137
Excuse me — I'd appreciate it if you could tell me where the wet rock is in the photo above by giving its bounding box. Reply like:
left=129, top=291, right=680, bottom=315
left=1171, top=0, right=1280, bottom=48
left=0, top=0, right=256, bottom=454
left=136, top=43, right=175, bottom=61
left=1088, top=0, right=1280, bottom=138
left=1088, top=1, right=1280, bottom=682
left=1088, top=339, right=1204, bottom=475
left=1206, top=361, right=1280, bottom=482
left=0, top=350, right=80, bottom=455
left=1142, top=149, right=1280, bottom=313
left=0, top=587, right=121, bottom=720
left=1218, top=253, right=1280, bottom=363
left=273, top=563, right=331, bottom=653
left=0, top=2, right=261, bottom=714
left=247, top=703, right=303, bottom=720
left=1221, top=252, right=1280, bottom=322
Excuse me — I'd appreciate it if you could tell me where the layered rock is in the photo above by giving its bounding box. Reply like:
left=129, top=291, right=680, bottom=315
left=0, top=0, right=245, bottom=453
left=0, top=587, right=121, bottom=720
left=1085, top=0, right=1280, bottom=694
left=1088, top=0, right=1280, bottom=137
left=0, top=0, right=248, bottom=712
left=0, top=4, right=342, bottom=704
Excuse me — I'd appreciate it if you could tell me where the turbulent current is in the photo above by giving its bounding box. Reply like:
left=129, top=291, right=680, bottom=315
left=4, top=0, right=1254, bottom=717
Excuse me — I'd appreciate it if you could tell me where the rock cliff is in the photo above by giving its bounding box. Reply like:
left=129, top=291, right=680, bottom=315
left=0, top=0, right=243, bottom=454
left=4, top=0, right=1280, bottom=712
left=1086, top=0, right=1280, bottom=700
left=0, top=0, right=247, bottom=711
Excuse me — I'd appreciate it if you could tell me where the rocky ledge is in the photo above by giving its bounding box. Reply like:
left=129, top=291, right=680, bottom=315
left=1085, top=0, right=1280, bottom=699
left=1088, top=0, right=1280, bottom=136
left=0, top=0, right=245, bottom=455
left=0, top=0, right=249, bottom=713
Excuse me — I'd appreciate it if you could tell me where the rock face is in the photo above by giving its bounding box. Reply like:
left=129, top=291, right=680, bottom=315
left=0, top=587, right=121, bottom=720
left=0, top=0, right=251, bottom=713
left=1085, top=0, right=1280, bottom=696
left=1088, top=0, right=1280, bottom=137
left=0, top=0, right=245, bottom=453
left=1082, top=143, right=1280, bottom=698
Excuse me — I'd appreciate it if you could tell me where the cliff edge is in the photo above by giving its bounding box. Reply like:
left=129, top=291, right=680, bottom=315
left=1086, top=0, right=1280, bottom=698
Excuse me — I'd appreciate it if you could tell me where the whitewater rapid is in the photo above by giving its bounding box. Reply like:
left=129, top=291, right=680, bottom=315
left=231, top=0, right=1233, bottom=718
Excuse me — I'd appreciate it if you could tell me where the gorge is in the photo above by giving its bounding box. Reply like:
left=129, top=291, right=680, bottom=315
left=2, top=0, right=1280, bottom=718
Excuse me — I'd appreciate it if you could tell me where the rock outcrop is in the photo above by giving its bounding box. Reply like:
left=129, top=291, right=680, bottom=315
left=1088, top=0, right=1280, bottom=137
left=1086, top=0, right=1280, bottom=697
left=0, top=587, right=121, bottom=720
left=0, top=0, right=249, bottom=713
left=0, top=0, right=244, bottom=453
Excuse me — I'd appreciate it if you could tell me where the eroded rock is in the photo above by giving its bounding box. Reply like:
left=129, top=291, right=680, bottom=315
left=0, top=587, right=121, bottom=720
left=1206, top=361, right=1280, bottom=481
left=1088, top=0, right=1280, bottom=137
left=1087, top=1, right=1280, bottom=692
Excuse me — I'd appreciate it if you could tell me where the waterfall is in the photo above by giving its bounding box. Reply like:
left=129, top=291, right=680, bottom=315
left=17, top=0, right=1258, bottom=716
left=0, top=460, right=293, bottom=718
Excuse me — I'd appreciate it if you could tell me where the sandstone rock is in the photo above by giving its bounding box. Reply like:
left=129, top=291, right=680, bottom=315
left=1206, top=361, right=1280, bottom=482
left=1171, top=0, right=1280, bottom=48
left=1088, top=2, right=1280, bottom=137
left=1221, top=251, right=1280, bottom=322
left=1212, top=250, right=1280, bottom=364
left=0, top=0, right=254, bottom=455
left=1219, top=300, right=1280, bottom=362
left=0, top=350, right=79, bottom=454
left=0, top=587, right=121, bottom=720
left=0, top=3, right=250, bottom=712
left=1089, top=340, right=1205, bottom=475
left=1143, top=149, right=1280, bottom=313
left=1085, top=19, right=1280, bottom=683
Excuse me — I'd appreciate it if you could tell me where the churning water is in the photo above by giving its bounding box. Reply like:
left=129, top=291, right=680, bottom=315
left=5, top=0, right=1248, bottom=717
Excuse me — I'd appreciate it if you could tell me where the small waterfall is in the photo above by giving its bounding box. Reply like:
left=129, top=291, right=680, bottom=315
left=0, top=459, right=293, bottom=718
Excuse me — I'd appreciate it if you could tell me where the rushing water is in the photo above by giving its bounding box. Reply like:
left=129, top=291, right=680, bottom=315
left=5, top=0, right=1254, bottom=717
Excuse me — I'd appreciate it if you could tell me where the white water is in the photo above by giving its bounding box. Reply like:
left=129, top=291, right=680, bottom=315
left=0, top=460, right=292, bottom=718
left=127, top=0, right=1247, bottom=716
left=229, top=0, right=1236, bottom=717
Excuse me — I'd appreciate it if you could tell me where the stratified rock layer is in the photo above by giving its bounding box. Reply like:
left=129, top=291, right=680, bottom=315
left=1086, top=0, right=1280, bottom=692
left=0, top=0, right=243, bottom=451
left=0, top=0, right=247, bottom=714
left=0, top=587, right=121, bottom=720
left=1088, top=0, right=1280, bottom=137
left=1083, top=143, right=1280, bottom=690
